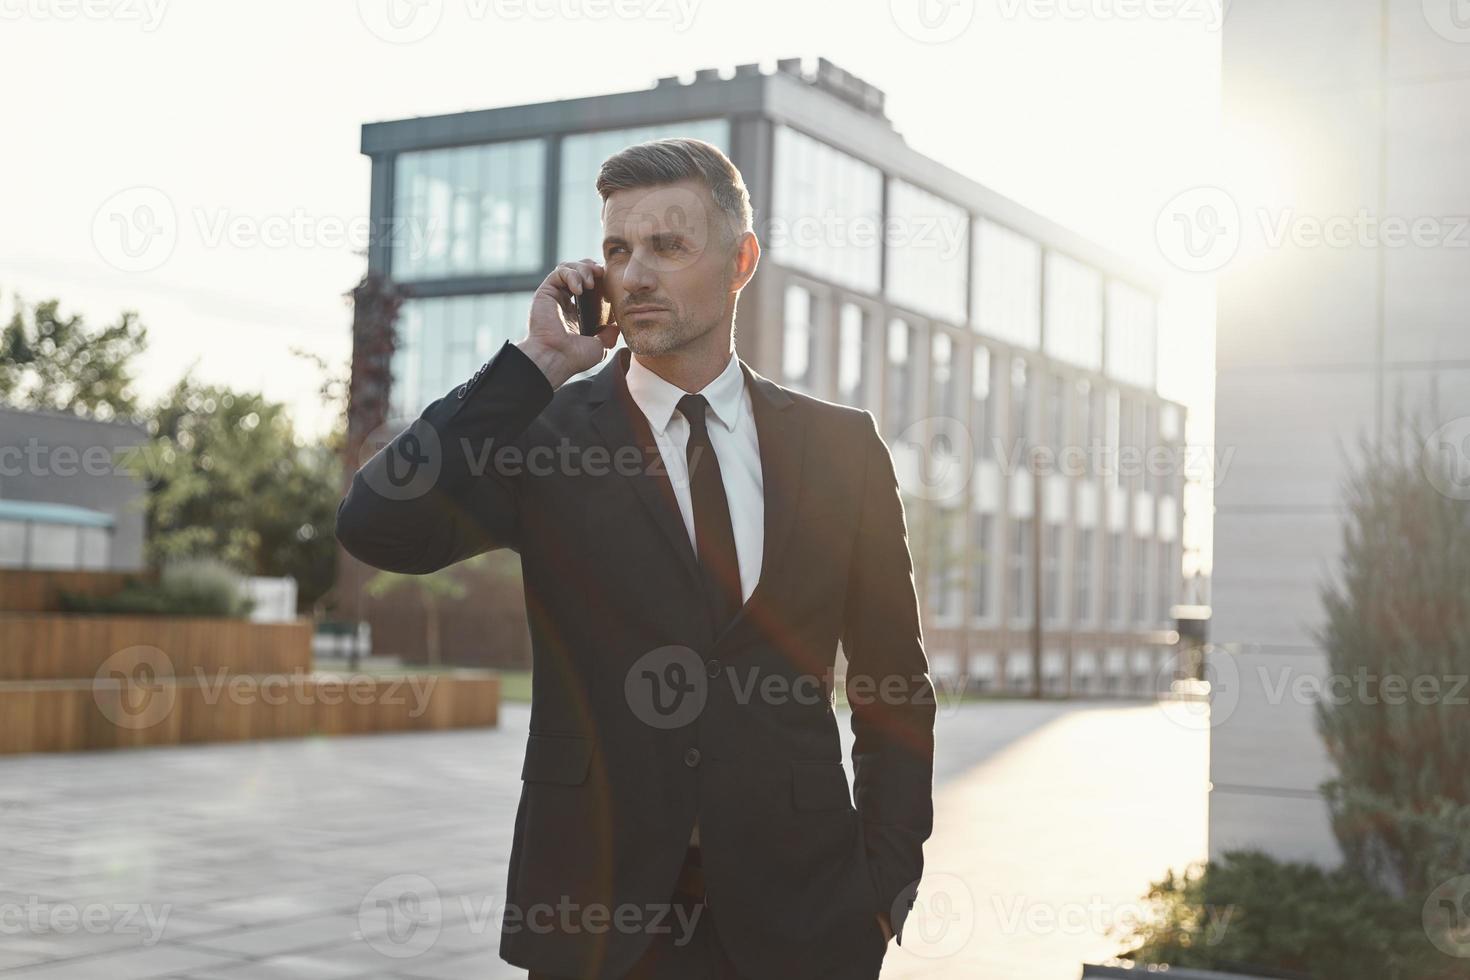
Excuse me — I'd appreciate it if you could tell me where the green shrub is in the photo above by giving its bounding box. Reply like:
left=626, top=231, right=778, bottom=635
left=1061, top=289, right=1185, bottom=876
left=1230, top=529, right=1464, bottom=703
left=60, top=557, right=255, bottom=617
left=1118, top=850, right=1454, bottom=979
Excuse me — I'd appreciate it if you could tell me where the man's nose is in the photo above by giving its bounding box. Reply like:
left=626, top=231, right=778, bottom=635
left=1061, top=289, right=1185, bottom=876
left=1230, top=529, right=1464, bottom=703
left=621, top=256, right=658, bottom=295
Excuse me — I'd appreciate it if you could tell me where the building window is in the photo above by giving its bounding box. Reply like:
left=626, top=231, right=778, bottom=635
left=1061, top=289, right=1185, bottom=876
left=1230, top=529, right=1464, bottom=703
left=1047, top=373, right=1067, bottom=449
left=931, top=331, right=956, bottom=421
left=1043, top=251, right=1103, bottom=370
left=836, top=302, right=868, bottom=408
left=1158, top=539, right=1176, bottom=623
left=1105, top=280, right=1157, bottom=390
left=1010, top=357, right=1030, bottom=454
left=1076, top=379, right=1095, bottom=475
left=1107, top=531, right=1125, bottom=625
left=782, top=284, right=816, bottom=391
left=1104, top=388, right=1121, bottom=489
left=885, top=179, right=969, bottom=325
left=971, top=345, right=993, bottom=460
left=885, top=318, right=915, bottom=441
left=971, top=513, right=994, bottom=621
left=1074, top=528, right=1094, bottom=623
left=394, top=139, right=546, bottom=280
left=1042, top=522, right=1064, bottom=623
left=1009, top=518, right=1033, bottom=622
left=971, top=218, right=1041, bottom=348
left=558, top=119, right=729, bottom=261
left=1132, top=533, right=1151, bottom=624
left=928, top=504, right=962, bottom=622
left=390, top=293, right=536, bottom=417
left=770, top=126, right=882, bottom=292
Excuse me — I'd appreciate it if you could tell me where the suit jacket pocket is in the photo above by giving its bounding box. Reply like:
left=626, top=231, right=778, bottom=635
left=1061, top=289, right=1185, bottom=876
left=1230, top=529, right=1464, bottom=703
left=790, top=760, right=854, bottom=811
left=521, top=733, right=593, bottom=785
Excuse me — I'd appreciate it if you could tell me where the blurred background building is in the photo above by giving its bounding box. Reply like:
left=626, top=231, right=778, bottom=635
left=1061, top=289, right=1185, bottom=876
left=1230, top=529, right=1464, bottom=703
left=1212, top=3, right=1470, bottom=866
left=349, top=58, right=1190, bottom=686
left=0, top=405, right=146, bottom=571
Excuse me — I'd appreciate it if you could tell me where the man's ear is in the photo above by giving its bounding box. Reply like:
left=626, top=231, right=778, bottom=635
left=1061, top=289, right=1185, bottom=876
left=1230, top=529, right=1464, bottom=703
left=729, top=230, right=760, bottom=292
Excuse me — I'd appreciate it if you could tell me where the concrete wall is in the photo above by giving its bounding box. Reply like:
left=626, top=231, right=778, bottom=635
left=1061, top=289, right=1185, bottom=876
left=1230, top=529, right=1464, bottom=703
left=1212, top=0, right=1470, bottom=865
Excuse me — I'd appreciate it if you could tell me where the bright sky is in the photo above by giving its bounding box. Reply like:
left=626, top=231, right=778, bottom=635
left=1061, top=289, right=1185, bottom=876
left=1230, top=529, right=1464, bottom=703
left=0, top=0, right=1221, bottom=568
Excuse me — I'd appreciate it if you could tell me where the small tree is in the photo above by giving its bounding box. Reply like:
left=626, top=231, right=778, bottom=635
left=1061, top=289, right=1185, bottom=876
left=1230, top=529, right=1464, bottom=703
left=1315, top=405, right=1470, bottom=899
left=363, top=552, right=520, bottom=667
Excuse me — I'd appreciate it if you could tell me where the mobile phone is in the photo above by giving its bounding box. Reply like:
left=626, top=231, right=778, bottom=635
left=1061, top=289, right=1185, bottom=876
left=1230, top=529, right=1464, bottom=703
left=577, top=282, right=612, bottom=337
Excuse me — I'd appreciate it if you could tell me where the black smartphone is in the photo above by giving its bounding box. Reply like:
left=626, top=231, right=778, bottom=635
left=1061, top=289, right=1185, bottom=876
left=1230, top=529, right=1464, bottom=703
left=577, top=282, right=612, bottom=337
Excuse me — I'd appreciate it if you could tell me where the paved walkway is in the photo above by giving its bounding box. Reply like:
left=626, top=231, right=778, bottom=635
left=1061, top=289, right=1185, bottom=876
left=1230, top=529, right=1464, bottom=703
left=0, top=699, right=1207, bottom=979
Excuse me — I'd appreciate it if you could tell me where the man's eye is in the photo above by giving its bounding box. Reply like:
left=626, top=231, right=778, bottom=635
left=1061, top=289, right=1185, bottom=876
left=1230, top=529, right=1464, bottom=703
left=658, top=241, right=684, bottom=253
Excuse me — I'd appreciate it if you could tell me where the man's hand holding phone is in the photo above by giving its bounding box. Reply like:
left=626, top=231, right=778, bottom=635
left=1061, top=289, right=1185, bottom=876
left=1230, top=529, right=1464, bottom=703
left=517, top=259, right=620, bottom=390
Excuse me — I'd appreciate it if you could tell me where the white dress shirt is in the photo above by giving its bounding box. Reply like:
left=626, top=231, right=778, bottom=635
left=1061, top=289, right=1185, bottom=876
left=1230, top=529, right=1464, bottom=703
left=624, top=349, right=765, bottom=607
left=624, top=348, right=765, bottom=851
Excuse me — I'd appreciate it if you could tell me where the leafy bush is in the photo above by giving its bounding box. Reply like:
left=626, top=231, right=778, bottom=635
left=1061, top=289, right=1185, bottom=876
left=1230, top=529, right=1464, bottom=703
left=1315, top=412, right=1470, bottom=898
left=60, top=557, right=255, bottom=617
left=1118, top=850, right=1454, bottom=979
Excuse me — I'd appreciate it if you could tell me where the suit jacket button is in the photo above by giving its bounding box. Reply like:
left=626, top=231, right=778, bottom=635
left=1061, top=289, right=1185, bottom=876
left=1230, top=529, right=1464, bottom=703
left=684, top=747, right=701, bottom=768
left=705, top=659, right=722, bottom=678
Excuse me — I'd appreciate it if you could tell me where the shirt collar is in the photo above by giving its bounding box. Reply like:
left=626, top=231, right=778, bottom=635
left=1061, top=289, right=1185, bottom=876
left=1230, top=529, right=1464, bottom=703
left=625, top=348, right=745, bottom=437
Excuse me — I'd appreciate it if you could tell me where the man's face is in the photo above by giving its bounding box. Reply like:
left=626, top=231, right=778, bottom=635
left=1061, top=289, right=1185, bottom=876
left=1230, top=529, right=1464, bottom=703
left=600, top=178, right=738, bottom=357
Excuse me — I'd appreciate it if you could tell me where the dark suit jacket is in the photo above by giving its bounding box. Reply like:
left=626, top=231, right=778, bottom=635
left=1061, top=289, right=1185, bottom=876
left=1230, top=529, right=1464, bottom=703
left=336, top=338, right=936, bottom=979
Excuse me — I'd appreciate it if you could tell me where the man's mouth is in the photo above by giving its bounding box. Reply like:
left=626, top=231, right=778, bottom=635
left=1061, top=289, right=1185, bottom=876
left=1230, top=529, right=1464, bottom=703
left=623, top=305, right=669, bottom=317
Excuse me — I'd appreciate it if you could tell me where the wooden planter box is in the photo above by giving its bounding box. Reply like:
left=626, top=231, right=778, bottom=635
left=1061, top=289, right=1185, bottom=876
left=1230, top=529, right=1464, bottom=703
left=0, top=614, right=313, bottom=680
left=0, top=672, right=500, bottom=754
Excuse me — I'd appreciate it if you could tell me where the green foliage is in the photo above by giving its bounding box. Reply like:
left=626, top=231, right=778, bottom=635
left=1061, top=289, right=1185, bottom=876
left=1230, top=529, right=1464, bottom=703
left=0, top=297, right=147, bottom=420
left=126, top=373, right=342, bottom=610
left=1315, top=408, right=1470, bottom=898
left=60, top=558, right=255, bottom=617
left=1118, top=850, right=1453, bottom=979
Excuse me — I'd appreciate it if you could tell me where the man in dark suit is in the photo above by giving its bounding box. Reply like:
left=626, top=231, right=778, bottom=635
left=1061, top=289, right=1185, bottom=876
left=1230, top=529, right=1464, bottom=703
left=336, top=137, right=935, bottom=980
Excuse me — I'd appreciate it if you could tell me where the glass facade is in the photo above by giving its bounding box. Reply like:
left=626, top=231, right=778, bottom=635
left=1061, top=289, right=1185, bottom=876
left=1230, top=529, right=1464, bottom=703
left=782, top=284, right=816, bottom=392
left=1105, top=280, right=1157, bottom=389
left=972, top=218, right=1041, bottom=348
left=559, top=119, right=730, bottom=262
left=393, top=139, right=546, bottom=280
left=970, top=345, right=994, bottom=460
left=1043, top=251, right=1103, bottom=371
left=770, top=126, right=883, bottom=293
left=884, top=318, right=916, bottom=441
left=970, top=512, right=994, bottom=622
left=885, top=179, right=968, bottom=325
left=390, top=293, right=534, bottom=418
left=836, top=302, right=868, bottom=408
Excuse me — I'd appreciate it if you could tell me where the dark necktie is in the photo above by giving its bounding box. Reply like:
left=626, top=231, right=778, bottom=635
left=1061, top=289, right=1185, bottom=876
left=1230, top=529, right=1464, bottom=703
left=676, top=393, right=743, bottom=632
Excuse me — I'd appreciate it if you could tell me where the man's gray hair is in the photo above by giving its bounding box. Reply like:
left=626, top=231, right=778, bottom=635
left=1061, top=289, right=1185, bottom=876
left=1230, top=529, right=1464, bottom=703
left=595, top=137, right=753, bottom=248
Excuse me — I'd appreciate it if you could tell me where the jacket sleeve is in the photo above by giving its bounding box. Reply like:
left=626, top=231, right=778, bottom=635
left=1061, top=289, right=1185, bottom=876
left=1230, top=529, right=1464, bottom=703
left=841, top=409, right=937, bottom=946
left=335, top=339, right=554, bottom=575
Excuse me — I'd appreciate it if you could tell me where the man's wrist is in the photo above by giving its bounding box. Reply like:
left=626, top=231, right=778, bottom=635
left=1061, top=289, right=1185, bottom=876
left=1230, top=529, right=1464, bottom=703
left=515, top=339, right=573, bottom=390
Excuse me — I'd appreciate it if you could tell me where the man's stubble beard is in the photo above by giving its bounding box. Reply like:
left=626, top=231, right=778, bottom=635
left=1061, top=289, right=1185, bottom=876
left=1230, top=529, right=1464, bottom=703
left=620, top=310, right=712, bottom=357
